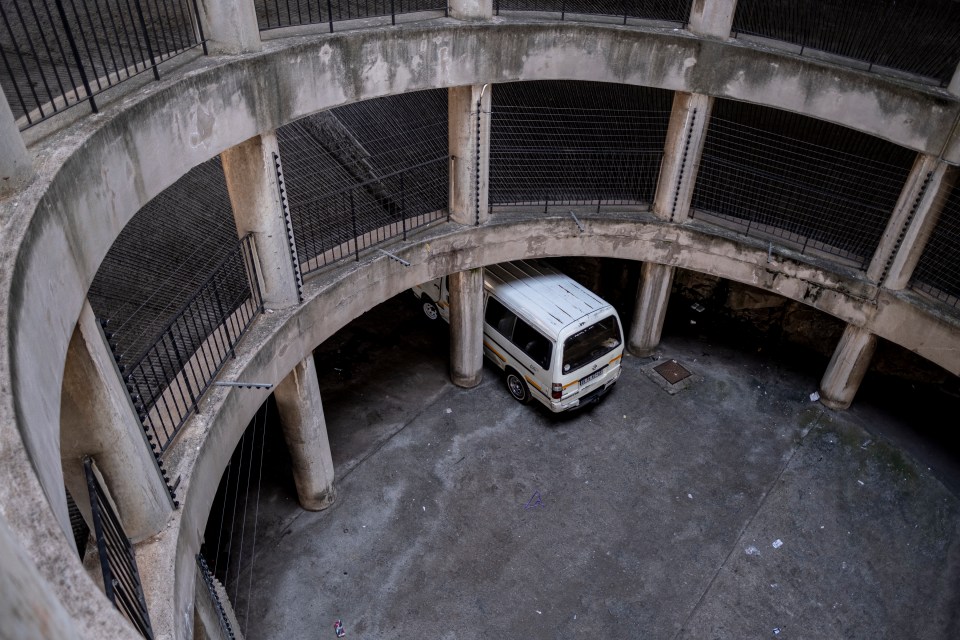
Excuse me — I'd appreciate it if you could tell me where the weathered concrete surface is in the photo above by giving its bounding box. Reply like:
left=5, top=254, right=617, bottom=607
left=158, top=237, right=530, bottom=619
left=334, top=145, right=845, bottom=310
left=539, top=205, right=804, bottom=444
left=0, top=86, right=33, bottom=198
left=228, top=296, right=960, bottom=640
left=449, top=84, right=491, bottom=226
left=448, top=267, right=485, bottom=388
left=1, top=17, right=959, bottom=639
left=195, top=0, right=262, bottom=55
left=688, top=0, right=737, bottom=39
left=819, top=325, right=878, bottom=410
left=653, top=92, right=713, bottom=223
left=628, top=261, right=675, bottom=356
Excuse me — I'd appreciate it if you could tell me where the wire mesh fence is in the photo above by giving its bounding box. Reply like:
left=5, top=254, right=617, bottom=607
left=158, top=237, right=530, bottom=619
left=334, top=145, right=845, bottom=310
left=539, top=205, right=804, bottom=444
left=0, top=0, right=205, bottom=129
left=690, top=99, right=915, bottom=268
left=911, top=182, right=960, bottom=310
left=254, top=0, right=446, bottom=31
left=493, top=0, right=689, bottom=24
left=277, top=89, right=449, bottom=275
left=489, top=80, right=671, bottom=213
left=732, top=0, right=960, bottom=86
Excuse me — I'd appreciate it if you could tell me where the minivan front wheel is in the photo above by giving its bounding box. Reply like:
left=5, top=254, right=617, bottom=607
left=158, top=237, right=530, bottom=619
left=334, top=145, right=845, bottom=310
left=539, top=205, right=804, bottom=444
left=421, top=299, right=439, bottom=321
left=505, top=371, right=531, bottom=404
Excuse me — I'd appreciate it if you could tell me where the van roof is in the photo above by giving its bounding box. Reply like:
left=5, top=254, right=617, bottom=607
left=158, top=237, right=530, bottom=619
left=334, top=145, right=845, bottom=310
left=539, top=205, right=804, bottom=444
left=484, top=260, right=612, bottom=339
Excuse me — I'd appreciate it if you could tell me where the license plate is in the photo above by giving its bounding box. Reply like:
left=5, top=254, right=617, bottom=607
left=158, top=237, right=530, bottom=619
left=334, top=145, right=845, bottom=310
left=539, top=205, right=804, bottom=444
left=579, top=366, right=606, bottom=386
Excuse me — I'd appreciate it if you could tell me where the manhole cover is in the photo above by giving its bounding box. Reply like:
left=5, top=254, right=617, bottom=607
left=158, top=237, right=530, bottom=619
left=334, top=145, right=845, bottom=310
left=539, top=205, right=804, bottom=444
left=654, top=360, right=692, bottom=384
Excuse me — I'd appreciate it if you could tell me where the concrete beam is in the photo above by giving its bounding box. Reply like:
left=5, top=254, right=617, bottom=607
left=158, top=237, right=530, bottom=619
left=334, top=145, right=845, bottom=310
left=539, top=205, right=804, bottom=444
left=653, top=92, right=713, bottom=223
left=449, top=0, right=492, bottom=21
left=448, top=267, right=485, bottom=388
left=819, top=324, right=877, bottom=410
left=881, top=162, right=957, bottom=290
left=60, top=301, right=173, bottom=542
left=274, top=356, right=336, bottom=511
left=449, top=84, right=491, bottom=226
left=628, top=262, right=675, bottom=357
left=195, top=0, right=262, bottom=54
left=221, top=132, right=301, bottom=309
left=688, top=0, right=737, bottom=39
left=0, top=86, right=33, bottom=198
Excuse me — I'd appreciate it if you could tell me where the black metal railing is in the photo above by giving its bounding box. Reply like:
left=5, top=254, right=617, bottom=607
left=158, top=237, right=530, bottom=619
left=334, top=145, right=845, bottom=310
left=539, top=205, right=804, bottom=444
left=1, top=0, right=206, bottom=129
left=255, top=0, right=447, bottom=31
left=106, top=235, right=263, bottom=454
left=690, top=101, right=914, bottom=268
left=196, top=554, right=237, bottom=640
left=289, top=155, right=449, bottom=274
left=494, top=0, right=689, bottom=24
left=912, top=182, right=960, bottom=310
left=733, top=0, right=960, bottom=86
left=84, top=457, right=154, bottom=640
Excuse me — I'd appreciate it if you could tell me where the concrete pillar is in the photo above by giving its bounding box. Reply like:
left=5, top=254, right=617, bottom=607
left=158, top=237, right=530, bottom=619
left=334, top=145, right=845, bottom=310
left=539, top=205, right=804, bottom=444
left=948, top=62, right=960, bottom=97
left=688, top=0, right=738, bottom=38
left=195, top=0, right=262, bottom=54
left=871, top=158, right=956, bottom=290
left=60, top=301, right=173, bottom=543
left=449, top=0, right=492, bottom=20
left=652, top=92, right=714, bottom=223
left=628, top=262, right=675, bottom=357
left=819, top=324, right=877, bottom=410
left=221, top=132, right=301, bottom=309
left=1, top=86, right=33, bottom=198
left=274, top=356, right=335, bottom=511
left=448, top=267, right=485, bottom=388
left=449, top=84, right=491, bottom=226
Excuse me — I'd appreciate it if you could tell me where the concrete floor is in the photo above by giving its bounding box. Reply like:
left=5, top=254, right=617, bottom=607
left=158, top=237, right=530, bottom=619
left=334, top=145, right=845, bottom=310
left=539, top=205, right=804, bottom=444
left=213, top=293, right=960, bottom=640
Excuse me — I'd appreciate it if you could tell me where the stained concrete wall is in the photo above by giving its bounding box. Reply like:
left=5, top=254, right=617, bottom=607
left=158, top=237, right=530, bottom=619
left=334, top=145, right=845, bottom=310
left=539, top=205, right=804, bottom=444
left=1, top=18, right=959, bottom=640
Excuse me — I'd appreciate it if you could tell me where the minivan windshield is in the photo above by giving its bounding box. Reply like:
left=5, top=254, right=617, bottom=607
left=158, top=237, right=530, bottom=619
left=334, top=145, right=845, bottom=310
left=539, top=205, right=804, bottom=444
left=561, top=317, right=621, bottom=374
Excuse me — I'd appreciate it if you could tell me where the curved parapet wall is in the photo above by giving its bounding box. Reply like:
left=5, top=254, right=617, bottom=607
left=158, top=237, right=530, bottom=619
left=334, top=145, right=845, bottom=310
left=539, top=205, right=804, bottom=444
left=1, top=17, right=958, bottom=639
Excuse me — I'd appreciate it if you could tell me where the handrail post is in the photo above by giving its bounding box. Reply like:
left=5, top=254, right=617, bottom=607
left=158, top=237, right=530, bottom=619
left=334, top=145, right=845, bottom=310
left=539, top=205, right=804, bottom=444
left=131, top=0, right=160, bottom=80
left=350, top=189, right=359, bottom=261
left=391, top=0, right=396, bottom=25
left=52, top=0, right=97, bottom=112
left=401, top=171, right=407, bottom=240
left=327, top=0, right=335, bottom=32
left=190, top=0, right=208, bottom=55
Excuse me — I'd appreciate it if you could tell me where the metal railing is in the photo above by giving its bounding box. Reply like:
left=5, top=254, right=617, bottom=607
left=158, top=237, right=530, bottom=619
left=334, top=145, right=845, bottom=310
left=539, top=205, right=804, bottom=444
left=196, top=554, right=237, bottom=640
left=690, top=102, right=914, bottom=268
left=289, top=156, right=449, bottom=275
left=732, top=0, right=960, bottom=86
left=255, top=0, right=447, bottom=32
left=106, top=235, right=263, bottom=454
left=912, top=183, right=960, bottom=310
left=494, top=0, right=689, bottom=24
left=0, top=0, right=206, bottom=130
left=84, top=457, right=154, bottom=639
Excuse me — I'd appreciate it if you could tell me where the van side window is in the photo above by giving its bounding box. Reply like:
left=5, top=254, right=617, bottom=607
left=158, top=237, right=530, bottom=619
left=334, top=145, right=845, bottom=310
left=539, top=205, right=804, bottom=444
left=511, top=319, right=553, bottom=369
left=485, top=298, right=517, bottom=338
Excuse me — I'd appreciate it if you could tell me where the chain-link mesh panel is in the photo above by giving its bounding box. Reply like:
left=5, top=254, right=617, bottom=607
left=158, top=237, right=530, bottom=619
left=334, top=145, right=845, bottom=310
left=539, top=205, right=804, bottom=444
left=912, top=182, right=960, bottom=309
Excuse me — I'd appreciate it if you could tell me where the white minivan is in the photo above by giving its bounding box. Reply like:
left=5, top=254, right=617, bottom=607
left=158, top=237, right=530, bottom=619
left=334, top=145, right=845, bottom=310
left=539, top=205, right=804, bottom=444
left=412, top=260, right=624, bottom=412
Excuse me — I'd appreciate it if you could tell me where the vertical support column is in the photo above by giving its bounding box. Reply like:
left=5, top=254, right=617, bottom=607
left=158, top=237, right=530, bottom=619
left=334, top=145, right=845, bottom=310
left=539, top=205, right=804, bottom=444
left=449, top=84, right=491, bottom=226
left=871, top=158, right=956, bottom=290
left=628, top=262, right=675, bottom=357
left=1, top=86, right=33, bottom=198
left=195, top=0, right=262, bottom=54
left=688, top=0, right=738, bottom=38
left=60, top=301, right=173, bottom=543
left=448, top=0, right=492, bottom=20
left=652, top=92, right=714, bottom=223
left=819, top=325, right=877, bottom=410
left=448, top=267, right=485, bottom=388
left=221, top=132, right=301, bottom=309
left=274, top=356, right=336, bottom=511
left=948, top=62, right=960, bottom=97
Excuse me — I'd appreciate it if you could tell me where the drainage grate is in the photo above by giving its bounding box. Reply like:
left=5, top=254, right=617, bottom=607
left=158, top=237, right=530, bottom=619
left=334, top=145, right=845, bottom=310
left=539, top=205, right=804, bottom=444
left=654, top=360, right=692, bottom=384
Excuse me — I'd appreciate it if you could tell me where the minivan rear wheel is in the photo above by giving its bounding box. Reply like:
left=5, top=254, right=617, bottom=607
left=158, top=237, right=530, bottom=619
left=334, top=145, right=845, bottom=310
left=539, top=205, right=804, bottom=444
left=505, top=371, right=531, bottom=404
left=421, top=299, right=439, bottom=321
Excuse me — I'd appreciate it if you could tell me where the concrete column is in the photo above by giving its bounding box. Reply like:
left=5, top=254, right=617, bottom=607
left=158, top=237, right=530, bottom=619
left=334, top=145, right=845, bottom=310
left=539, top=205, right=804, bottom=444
left=652, top=92, right=714, bottom=223
left=1, top=86, right=33, bottom=198
left=949, top=62, right=960, bottom=97
left=688, top=0, right=738, bottom=38
left=274, top=356, right=336, bottom=511
left=628, top=262, right=675, bottom=357
left=195, top=0, right=262, bottom=54
left=819, top=324, right=877, bottom=410
left=448, top=267, right=485, bottom=388
left=221, top=132, right=301, bottom=309
left=449, top=84, right=491, bottom=226
left=873, top=159, right=956, bottom=290
left=448, top=0, right=492, bottom=20
left=60, top=301, right=172, bottom=543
